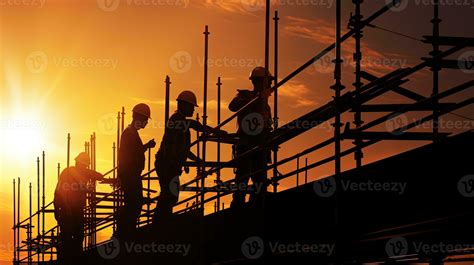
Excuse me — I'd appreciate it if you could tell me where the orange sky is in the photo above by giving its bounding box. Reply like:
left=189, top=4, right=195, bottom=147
left=1, top=0, right=473, bottom=263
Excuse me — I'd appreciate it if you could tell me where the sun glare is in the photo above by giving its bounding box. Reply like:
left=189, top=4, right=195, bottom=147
left=0, top=111, right=44, bottom=162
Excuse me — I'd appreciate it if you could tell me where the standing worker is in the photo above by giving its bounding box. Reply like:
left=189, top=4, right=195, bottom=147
left=116, top=103, right=156, bottom=239
left=54, top=152, right=103, bottom=264
left=153, top=90, right=226, bottom=220
left=229, top=66, right=273, bottom=208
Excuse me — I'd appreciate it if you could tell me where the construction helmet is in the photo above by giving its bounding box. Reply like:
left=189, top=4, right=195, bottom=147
left=177, top=91, right=199, bottom=107
left=75, top=152, right=91, bottom=166
left=132, top=103, right=151, bottom=119
left=249, top=66, right=273, bottom=80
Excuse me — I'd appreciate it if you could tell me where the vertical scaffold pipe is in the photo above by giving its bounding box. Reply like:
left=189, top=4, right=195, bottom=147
left=202, top=25, right=210, bottom=209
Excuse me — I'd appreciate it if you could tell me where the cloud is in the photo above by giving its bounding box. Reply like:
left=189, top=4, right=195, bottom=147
left=283, top=16, right=409, bottom=75
left=196, top=0, right=263, bottom=15
left=278, top=81, right=318, bottom=108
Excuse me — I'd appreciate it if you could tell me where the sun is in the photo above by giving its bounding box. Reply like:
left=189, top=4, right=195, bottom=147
left=0, top=111, right=45, bottom=163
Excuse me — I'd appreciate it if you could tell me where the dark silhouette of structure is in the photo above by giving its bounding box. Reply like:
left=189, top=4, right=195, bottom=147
left=11, top=1, right=474, bottom=264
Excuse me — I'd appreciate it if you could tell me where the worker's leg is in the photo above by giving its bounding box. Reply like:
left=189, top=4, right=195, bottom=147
left=154, top=170, right=180, bottom=219
left=70, top=213, right=85, bottom=263
left=231, top=146, right=252, bottom=208
left=58, top=214, right=75, bottom=264
left=117, top=178, right=143, bottom=238
left=249, top=149, right=268, bottom=205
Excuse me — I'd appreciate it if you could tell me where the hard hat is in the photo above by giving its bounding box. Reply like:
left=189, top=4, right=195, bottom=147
left=176, top=90, right=199, bottom=107
left=132, top=103, right=151, bottom=119
left=249, top=66, right=273, bottom=80
left=75, top=152, right=91, bottom=166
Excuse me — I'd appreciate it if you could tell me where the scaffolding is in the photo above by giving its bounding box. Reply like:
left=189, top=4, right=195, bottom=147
left=11, top=1, right=474, bottom=264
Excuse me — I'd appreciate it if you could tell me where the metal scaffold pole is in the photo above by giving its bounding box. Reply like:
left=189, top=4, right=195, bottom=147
left=273, top=10, right=280, bottom=193
left=216, top=76, right=222, bottom=211
left=36, top=157, right=40, bottom=261
left=147, top=148, right=151, bottom=224
left=331, top=0, right=345, bottom=259
left=432, top=0, right=441, bottom=141
left=196, top=113, right=201, bottom=206
left=29, top=182, right=32, bottom=265
left=165, top=75, right=171, bottom=124
left=67, top=133, right=71, bottom=168
left=42, top=151, right=45, bottom=262
left=352, top=0, right=364, bottom=168
left=17, top=177, right=21, bottom=264
left=13, top=179, right=16, bottom=265
left=202, top=25, right=210, bottom=210
left=112, top=142, right=117, bottom=232
left=121, top=107, right=125, bottom=134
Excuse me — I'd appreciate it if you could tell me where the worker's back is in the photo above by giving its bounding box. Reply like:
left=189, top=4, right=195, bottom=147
left=156, top=111, right=191, bottom=176
left=54, top=167, right=101, bottom=213
left=118, top=125, right=145, bottom=182
left=230, top=89, right=272, bottom=137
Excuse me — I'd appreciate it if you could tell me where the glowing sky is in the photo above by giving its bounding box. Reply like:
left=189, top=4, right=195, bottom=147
left=1, top=0, right=473, bottom=263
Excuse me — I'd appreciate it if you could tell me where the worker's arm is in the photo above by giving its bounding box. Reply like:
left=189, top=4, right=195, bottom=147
left=229, top=90, right=251, bottom=112
left=188, top=119, right=228, bottom=136
left=143, top=139, right=156, bottom=152
left=188, top=152, right=203, bottom=163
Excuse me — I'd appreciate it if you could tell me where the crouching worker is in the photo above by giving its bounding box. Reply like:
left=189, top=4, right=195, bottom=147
left=54, top=152, right=103, bottom=264
left=153, top=90, right=226, bottom=220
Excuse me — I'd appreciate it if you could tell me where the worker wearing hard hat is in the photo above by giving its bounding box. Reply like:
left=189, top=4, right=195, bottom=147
left=229, top=66, right=274, bottom=208
left=54, top=152, right=103, bottom=263
left=116, top=103, right=156, bottom=238
left=153, top=90, right=227, bottom=220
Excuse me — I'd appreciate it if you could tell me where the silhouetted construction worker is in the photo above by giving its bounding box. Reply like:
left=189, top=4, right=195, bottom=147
left=54, top=152, right=103, bottom=264
left=153, top=91, right=226, bottom=220
left=116, top=103, right=156, bottom=238
left=229, top=66, right=273, bottom=208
